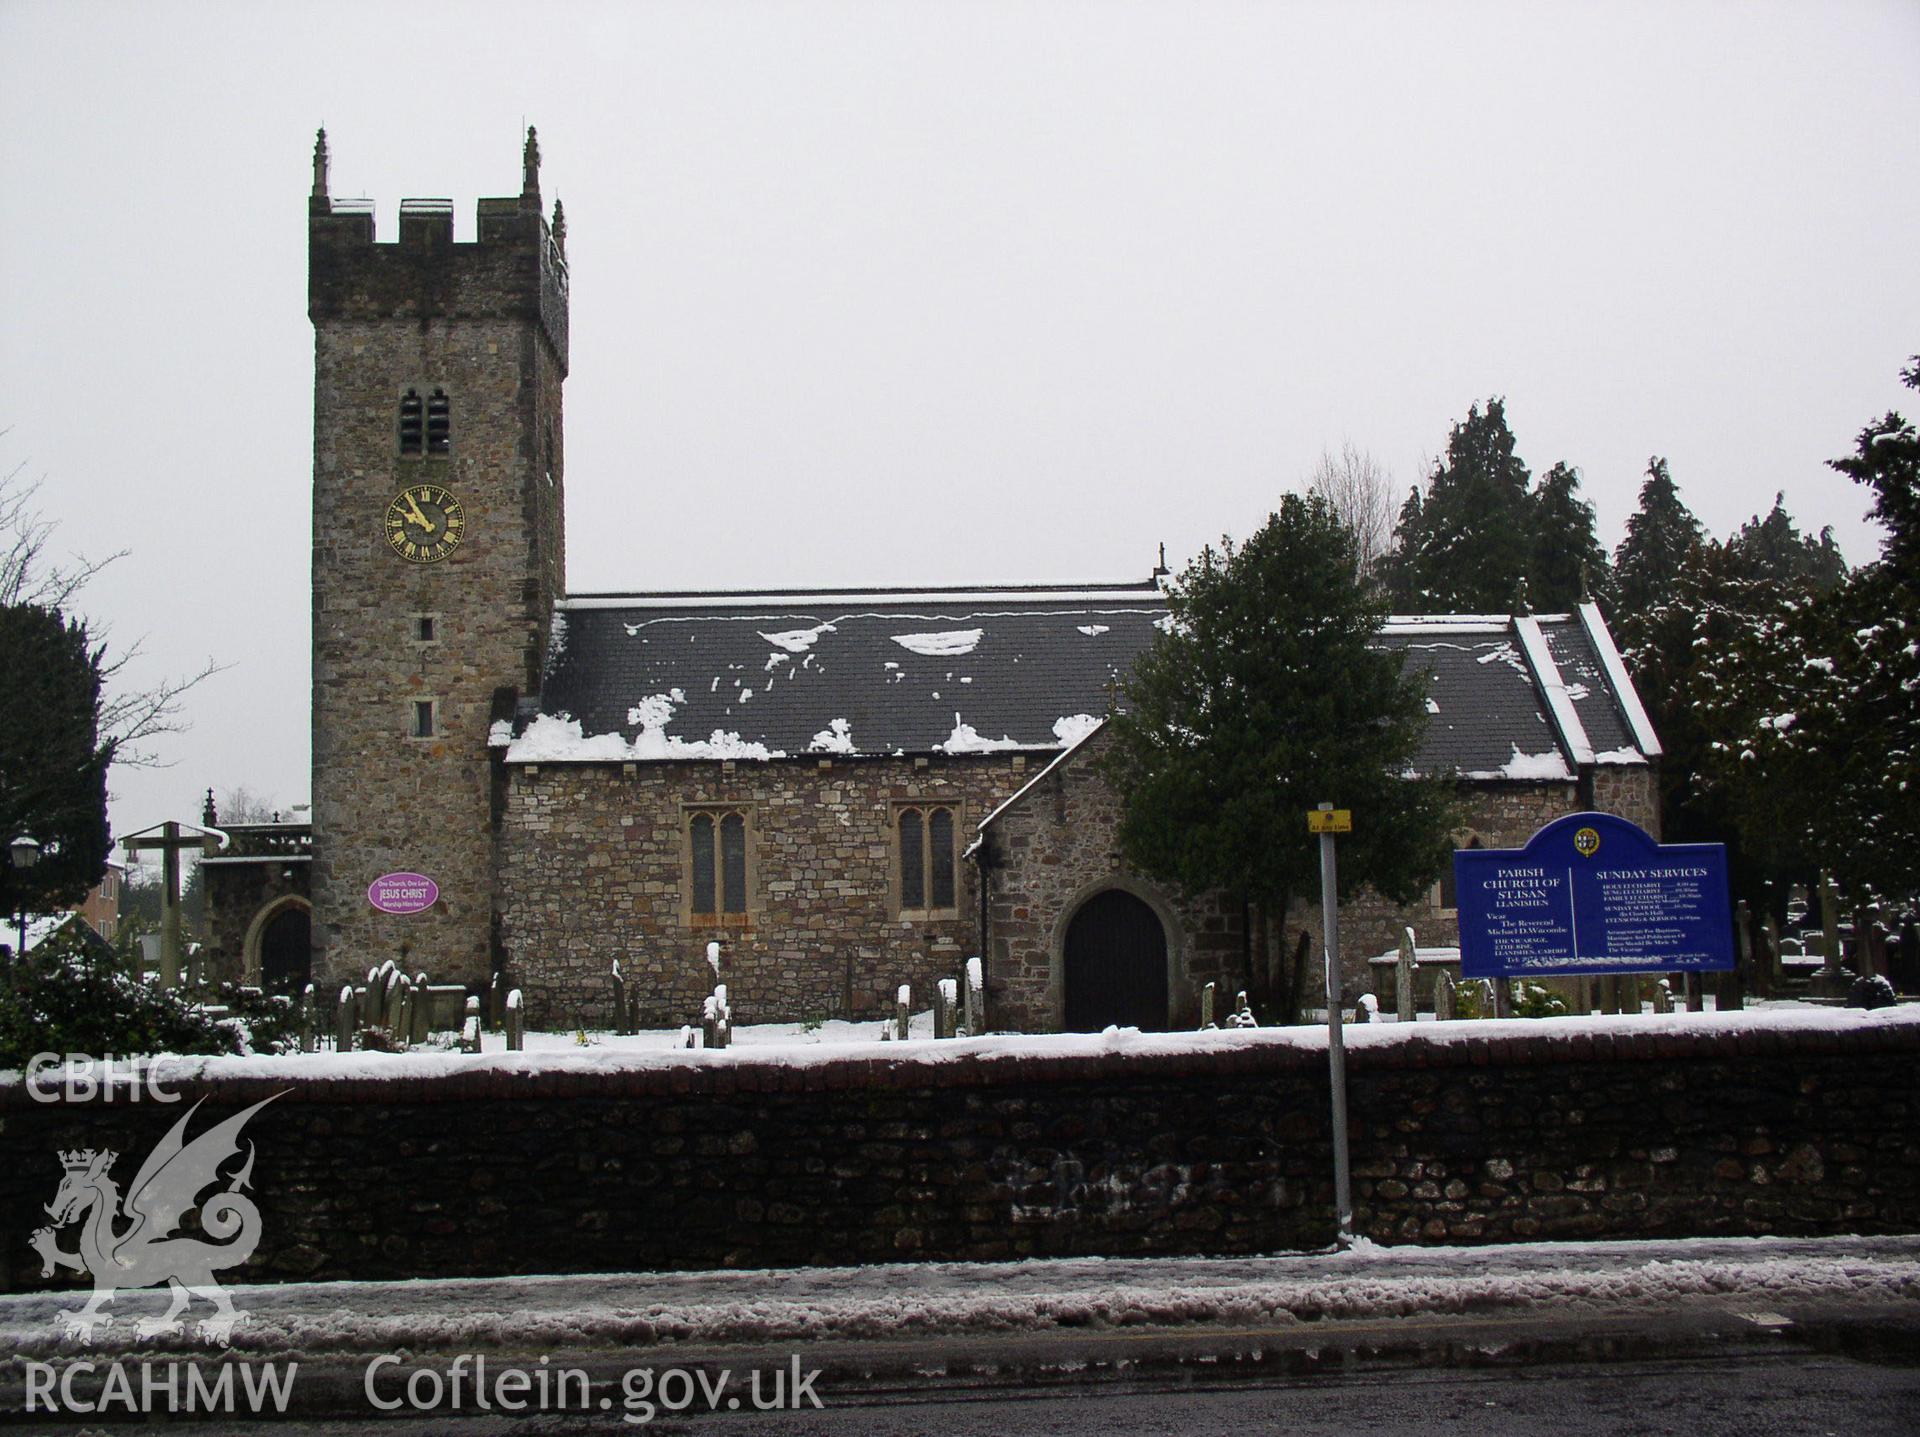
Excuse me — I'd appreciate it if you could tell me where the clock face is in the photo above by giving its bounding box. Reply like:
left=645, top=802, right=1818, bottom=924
left=383, top=483, right=466, bottom=563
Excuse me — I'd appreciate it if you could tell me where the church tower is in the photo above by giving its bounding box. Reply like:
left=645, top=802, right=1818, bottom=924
left=307, top=129, right=568, bottom=990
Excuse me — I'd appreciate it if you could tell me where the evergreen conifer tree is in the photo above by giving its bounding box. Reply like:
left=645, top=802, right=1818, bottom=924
left=1528, top=461, right=1609, bottom=609
left=1613, top=457, right=1705, bottom=617
left=1726, top=493, right=1849, bottom=593
left=1387, top=399, right=1534, bottom=611
left=0, top=604, right=114, bottom=925
left=1102, top=493, right=1457, bottom=1016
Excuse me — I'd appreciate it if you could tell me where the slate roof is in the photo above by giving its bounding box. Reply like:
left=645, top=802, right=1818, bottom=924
left=514, top=582, right=1658, bottom=779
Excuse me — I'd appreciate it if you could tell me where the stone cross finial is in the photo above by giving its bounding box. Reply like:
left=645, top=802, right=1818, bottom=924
left=1511, top=574, right=1532, bottom=616
left=522, top=126, right=541, bottom=199
left=312, top=128, right=330, bottom=202
left=202, top=788, right=218, bottom=826
left=1578, top=560, right=1594, bottom=604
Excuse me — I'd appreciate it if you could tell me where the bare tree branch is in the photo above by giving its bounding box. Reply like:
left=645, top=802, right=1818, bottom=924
left=1308, top=441, right=1397, bottom=579
left=2, top=442, right=225, bottom=768
left=1, top=453, right=126, bottom=609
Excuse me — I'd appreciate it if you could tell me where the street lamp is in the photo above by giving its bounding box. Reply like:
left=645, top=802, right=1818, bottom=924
left=9, top=834, right=41, bottom=960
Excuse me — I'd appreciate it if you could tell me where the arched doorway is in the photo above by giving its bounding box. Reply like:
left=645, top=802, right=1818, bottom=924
left=1063, top=889, right=1169, bottom=1031
left=254, top=901, right=312, bottom=996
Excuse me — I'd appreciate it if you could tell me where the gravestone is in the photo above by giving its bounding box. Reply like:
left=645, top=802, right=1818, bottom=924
left=1433, top=970, right=1455, bottom=1021
left=389, top=973, right=412, bottom=1044
left=424, top=985, right=469, bottom=1031
left=894, top=983, right=911, bottom=1041
left=409, top=974, right=434, bottom=1045
left=703, top=983, right=731, bottom=1049
left=1200, top=980, right=1217, bottom=1030
left=1395, top=927, right=1416, bottom=1023
left=1762, top=912, right=1784, bottom=991
left=504, top=988, right=524, bottom=1051
left=335, top=984, right=356, bottom=1052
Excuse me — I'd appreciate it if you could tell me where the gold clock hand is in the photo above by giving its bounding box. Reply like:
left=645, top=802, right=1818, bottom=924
left=401, top=496, right=435, bottom=532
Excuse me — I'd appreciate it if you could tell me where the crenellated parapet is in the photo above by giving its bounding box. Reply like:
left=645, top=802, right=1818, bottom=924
left=307, top=128, right=568, bottom=373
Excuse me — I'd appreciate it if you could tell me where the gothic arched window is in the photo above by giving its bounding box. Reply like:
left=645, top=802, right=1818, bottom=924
left=897, top=804, right=958, bottom=915
left=689, top=809, right=750, bottom=919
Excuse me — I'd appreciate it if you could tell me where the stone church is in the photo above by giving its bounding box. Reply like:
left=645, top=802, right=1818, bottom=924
left=202, top=133, right=1662, bottom=1032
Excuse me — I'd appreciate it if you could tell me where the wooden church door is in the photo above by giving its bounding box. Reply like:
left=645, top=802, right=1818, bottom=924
left=1063, top=889, right=1169, bottom=1031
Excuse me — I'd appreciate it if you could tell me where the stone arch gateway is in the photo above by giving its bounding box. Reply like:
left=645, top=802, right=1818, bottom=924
left=247, top=896, right=313, bottom=995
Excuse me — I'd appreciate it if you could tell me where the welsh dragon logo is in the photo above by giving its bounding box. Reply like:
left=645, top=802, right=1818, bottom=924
left=31, top=1093, right=284, bottom=1346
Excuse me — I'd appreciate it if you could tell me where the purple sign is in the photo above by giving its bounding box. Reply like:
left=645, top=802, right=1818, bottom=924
left=367, top=872, right=439, bottom=916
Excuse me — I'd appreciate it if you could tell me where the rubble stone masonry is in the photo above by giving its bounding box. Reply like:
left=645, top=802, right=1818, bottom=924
left=983, top=728, right=1243, bottom=1030
left=309, top=189, right=565, bottom=996
left=499, top=754, right=1033, bottom=1031
left=5, top=1014, right=1912, bottom=1288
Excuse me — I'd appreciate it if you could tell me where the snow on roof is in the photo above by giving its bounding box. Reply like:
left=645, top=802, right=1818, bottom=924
left=976, top=715, right=1110, bottom=833
left=1579, top=600, right=1663, bottom=758
left=512, top=583, right=1656, bottom=775
left=1514, top=615, right=1595, bottom=765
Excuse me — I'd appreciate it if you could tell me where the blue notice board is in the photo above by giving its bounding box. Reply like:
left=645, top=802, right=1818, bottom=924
left=1455, top=812, right=1734, bottom=978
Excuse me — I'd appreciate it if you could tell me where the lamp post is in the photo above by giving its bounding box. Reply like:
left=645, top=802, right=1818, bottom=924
left=8, top=834, right=41, bottom=960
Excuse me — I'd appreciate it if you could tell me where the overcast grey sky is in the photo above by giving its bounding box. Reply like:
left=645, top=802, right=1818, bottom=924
left=2, top=0, right=1916, bottom=853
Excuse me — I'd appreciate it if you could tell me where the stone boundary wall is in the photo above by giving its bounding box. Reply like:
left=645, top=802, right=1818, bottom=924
left=4, top=1017, right=1915, bottom=1292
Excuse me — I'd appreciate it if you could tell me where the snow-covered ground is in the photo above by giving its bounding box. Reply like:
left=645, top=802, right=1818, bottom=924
left=4, top=1001, right=1911, bottom=1087
left=3, top=1234, right=1916, bottom=1360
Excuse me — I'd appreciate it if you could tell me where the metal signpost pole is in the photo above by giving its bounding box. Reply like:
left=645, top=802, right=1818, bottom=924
left=1313, top=802, right=1354, bottom=1245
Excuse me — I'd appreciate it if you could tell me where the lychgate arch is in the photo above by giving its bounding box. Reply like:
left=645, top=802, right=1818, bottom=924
left=243, top=895, right=313, bottom=995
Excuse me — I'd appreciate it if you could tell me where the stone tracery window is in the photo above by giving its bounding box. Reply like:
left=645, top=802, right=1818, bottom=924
left=689, top=809, right=748, bottom=918
left=897, top=804, right=957, bottom=915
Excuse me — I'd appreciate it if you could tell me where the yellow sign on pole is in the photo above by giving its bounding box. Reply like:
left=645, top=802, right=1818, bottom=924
left=1307, top=809, right=1352, bottom=834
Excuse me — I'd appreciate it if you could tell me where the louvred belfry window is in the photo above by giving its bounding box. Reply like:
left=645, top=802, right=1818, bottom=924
left=398, top=390, right=424, bottom=454
left=425, top=389, right=451, bottom=455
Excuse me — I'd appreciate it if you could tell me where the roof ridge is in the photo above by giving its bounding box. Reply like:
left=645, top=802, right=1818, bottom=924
left=564, top=579, right=1162, bottom=603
